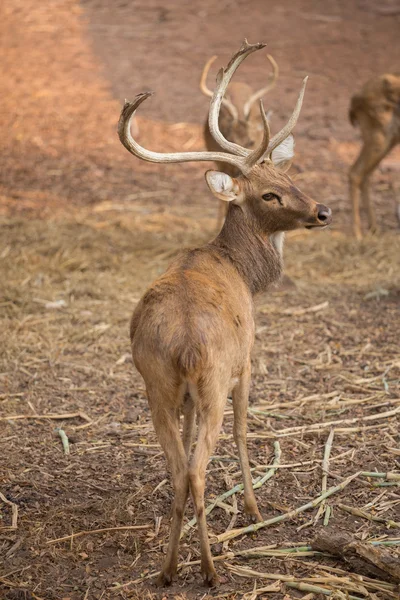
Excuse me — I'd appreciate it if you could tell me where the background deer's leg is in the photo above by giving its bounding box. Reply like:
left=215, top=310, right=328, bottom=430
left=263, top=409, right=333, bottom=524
left=349, top=145, right=367, bottom=240
left=350, top=130, right=391, bottom=238
left=387, top=168, right=400, bottom=227
left=360, top=135, right=394, bottom=233
left=147, top=386, right=189, bottom=586
left=232, top=362, right=263, bottom=522
left=360, top=172, right=378, bottom=233
left=188, top=382, right=227, bottom=586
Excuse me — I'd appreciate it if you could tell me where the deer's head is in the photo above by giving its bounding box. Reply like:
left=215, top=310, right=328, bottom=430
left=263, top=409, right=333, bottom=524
left=118, top=40, right=332, bottom=235
left=206, top=161, right=331, bottom=235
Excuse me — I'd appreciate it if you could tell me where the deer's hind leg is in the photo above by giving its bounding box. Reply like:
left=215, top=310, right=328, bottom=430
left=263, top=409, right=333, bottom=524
left=350, top=127, right=393, bottom=238
left=146, top=383, right=189, bottom=586
left=187, top=379, right=228, bottom=587
left=360, top=137, right=395, bottom=234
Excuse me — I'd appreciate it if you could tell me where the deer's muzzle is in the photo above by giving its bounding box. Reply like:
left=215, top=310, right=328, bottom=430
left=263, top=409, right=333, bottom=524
left=317, top=205, right=332, bottom=224
left=305, top=204, right=332, bottom=228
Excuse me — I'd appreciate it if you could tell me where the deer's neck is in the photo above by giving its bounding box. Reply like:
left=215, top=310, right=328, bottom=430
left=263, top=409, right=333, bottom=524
left=209, top=204, right=284, bottom=296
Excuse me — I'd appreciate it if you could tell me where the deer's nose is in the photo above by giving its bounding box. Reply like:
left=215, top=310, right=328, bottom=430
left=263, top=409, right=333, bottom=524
left=317, top=205, right=332, bottom=224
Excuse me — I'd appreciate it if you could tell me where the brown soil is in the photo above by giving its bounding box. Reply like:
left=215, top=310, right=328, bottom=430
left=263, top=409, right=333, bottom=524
left=1, top=1, right=399, bottom=599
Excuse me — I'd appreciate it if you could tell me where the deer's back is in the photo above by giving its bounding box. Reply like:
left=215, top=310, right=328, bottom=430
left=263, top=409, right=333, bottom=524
left=349, top=74, right=400, bottom=139
left=130, top=247, right=254, bottom=381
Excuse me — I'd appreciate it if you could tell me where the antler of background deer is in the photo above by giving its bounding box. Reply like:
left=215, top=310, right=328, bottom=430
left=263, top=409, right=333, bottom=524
left=200, top=51, right=279, bottom=121
left=118, top=40, right=307, bottom=175
left=243, top=54, right=279, bottom=118
left=200, top=55, right=239, bottom=123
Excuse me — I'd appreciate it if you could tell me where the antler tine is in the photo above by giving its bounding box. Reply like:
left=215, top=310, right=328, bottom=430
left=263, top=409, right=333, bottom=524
left=243, top=99, right=271, bottom=168
left=118, top=92, right=248, bottom=172
left=243, top=54, right=279, bottom=118
left=220, top=96, right=239, bottom=124
left=267, top=76, right=308, bottom=155
left=200, top=55, right=239, bottom=122
left=208, top=39, right=266, bottom=157
left=200, top=55, right=217, bottom=98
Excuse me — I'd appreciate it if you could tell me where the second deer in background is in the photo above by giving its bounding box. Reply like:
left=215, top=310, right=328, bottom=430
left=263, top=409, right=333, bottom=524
left=200, top=52, right=279, bottom=229
left=349, top=73, right=400, bottom=239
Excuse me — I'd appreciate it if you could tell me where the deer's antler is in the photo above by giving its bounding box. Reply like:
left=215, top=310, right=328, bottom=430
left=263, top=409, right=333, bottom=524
left=243, top=99, right=271, bottom=168
left=118, top=42, right=308, bottom=174
left=243, top=54, right=279, bottom=118
left=118, top=92, right=248, bottom=172
left=208, top=41, right=306, bottom=166
left=200, top=55, right=239, bottom=123
left=208, top=39, right=266, bottom=157
left=266, top=76, right=308, bottom=155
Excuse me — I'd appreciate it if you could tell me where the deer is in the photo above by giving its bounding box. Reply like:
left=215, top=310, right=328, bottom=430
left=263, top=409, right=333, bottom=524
left=349, top=73, right=400, bottom=239
left=118, top=40, right=332, bottom=587
left=200, top=51, right=279, bottom=229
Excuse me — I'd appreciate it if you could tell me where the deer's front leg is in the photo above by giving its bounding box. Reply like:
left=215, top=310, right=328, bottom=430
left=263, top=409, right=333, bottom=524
left=232, top=363, right=263, bottom=523
left=349, top=170, right=363, bottom=240
left=361, top=175, right=379, bottom=234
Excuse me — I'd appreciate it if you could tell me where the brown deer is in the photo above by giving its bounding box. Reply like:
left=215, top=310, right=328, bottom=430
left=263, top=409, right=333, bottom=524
left=349, top=73, right=400, bottom=239
left=200, top=51, right=279, bottom=228
left=118, top=40, right=332, bottom=587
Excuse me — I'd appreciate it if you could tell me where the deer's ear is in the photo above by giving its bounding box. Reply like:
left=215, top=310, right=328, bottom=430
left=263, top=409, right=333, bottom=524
left=205, top=170, right=243, bottom=203
left=271, top=134, right=294, bottom=172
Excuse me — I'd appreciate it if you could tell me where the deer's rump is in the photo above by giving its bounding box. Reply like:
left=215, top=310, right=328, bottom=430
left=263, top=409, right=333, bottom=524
left=130, top=258, right=254, bottom=381
left=131, top=296, right=251, bottom=380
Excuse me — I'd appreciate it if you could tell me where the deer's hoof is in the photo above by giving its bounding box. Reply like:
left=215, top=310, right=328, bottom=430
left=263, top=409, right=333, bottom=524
left=156, top=570, right=175, bottom=587
left=245, top=503, right=263, bottom=523
left=248, top=510, right=263, bottom=524
left=202, top=568, right=219, bottom=588
left=254, top=511, right=264, bottom=523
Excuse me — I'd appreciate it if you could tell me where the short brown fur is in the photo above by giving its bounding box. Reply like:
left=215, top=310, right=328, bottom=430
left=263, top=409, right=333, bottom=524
left=349, top=73, right=400, bottom=239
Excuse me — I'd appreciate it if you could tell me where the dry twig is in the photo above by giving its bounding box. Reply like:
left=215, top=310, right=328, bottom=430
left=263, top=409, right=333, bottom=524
left=212, top=471, right=360, bottom=544
left=314, top=428, right=335, bottom=525
left=337, top=503, right=400, bottom=528
left=46, top=524, right=152, bottom=544
left=0, top=411, right=92, bottom=422
left=55, top=427, right=70, bottom=455
left=0, top=492, right=18, bottom=530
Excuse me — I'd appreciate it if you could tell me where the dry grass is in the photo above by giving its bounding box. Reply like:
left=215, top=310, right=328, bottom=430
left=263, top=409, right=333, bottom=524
left=1, top=206, right=399, bottom=599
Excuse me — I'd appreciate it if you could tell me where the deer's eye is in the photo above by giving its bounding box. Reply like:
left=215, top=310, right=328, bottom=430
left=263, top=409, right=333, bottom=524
left=262, top=193, right=281, bottom=202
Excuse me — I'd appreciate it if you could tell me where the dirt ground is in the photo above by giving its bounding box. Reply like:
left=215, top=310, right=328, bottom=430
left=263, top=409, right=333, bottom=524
left=1, top=1, right=400, bottom=599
